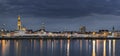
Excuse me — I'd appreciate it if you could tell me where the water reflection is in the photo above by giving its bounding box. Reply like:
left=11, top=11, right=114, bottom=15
left=109, top=40, right=111, bottom=56
left=80, top=40, right=82, bottom=56
left=92, top=40, right=96, bottom=56
left=96, top=40, right=99, bottom=53
left=14, top=40, right=18, bottom=56
left=67, top=39, right=70, bottom=56
left=40, top=39, right=43, bottom=56
left=86, top=40, right=88, bottom=51
left=0, top=40, right=1, bottom=44
left=2, top=40, right=10, bottom=56
left=60, top=40, right=63, bottom=56
left=14, top=40, right=21, bottom=56
left=0, top=39, right=119, bottom=56
left=80, top=40, right=82, bottom=50
left=113, top=40, right=115, bottom=56
left=103, top=40, right=106, bottom=56
left=34, top=40, right=36, bottom=50
left=51, top=40, right=54, bottom=56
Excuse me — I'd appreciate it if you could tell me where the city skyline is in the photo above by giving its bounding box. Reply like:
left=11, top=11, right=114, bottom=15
left=0, top=15, right=119, bottom=32
left=0, top=0, right=120, bottom=31
left=1, top=0, right=120, bottom=56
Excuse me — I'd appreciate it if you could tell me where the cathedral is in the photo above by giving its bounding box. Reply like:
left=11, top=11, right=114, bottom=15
left=17, top=15, right=26, bottom=31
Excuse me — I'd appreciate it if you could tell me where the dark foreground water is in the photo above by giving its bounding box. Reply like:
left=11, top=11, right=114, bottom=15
left=0, top=38, right=119, bottom=56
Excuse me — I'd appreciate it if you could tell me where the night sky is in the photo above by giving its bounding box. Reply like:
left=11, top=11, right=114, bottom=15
left=0, top=0, right=120, bottom=31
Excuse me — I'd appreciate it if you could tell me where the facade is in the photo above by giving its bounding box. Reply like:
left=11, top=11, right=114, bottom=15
left=80, top=26, right=86, bottom=33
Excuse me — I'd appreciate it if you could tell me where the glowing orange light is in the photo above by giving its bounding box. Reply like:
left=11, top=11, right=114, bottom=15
left=92, top=40, right=96, bottom=56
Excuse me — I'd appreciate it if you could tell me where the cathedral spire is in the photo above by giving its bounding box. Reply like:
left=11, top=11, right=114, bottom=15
left=17, top=15, right=22, bottom=30
left=112, top=26, right=115, bottom=32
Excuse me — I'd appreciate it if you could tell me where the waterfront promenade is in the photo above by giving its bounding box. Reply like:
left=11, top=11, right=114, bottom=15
left=0, top=36, right=119, bottom=40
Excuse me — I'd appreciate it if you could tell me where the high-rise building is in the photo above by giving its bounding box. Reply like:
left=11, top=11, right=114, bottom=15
left=80, top=26, right=86, bottom=33
left=17, top=15, right=22, bottom=30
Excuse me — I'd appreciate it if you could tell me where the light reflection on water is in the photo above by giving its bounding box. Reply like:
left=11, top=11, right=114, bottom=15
left=109, top=40, right=111, bottom=56
left=67, top=39, right=70, bottom=56
left=92, top=40, right=96, bottom=56
left=103, top=40, right=106, bottom=56
left=113, top=40, right=115, bottom=56
left=0, top=39, right=119, bottom=56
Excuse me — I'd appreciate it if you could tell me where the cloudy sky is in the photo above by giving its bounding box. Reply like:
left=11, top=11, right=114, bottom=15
left=0, top=0, right=120, bottom=31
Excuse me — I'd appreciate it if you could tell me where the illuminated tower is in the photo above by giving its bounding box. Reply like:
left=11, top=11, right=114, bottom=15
left=17, top=15, right=22, bottom=30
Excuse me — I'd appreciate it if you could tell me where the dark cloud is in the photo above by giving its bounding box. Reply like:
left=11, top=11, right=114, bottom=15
left=1, top=0, right=120, bottom=31
left=0, top=0, right=120, bottom=17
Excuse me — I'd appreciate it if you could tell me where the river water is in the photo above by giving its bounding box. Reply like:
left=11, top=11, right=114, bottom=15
left=0, top=38, right=119, bottom=56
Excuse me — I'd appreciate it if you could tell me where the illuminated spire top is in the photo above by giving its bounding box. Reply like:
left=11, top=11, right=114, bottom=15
left=18, top=15, right=21, bottom=20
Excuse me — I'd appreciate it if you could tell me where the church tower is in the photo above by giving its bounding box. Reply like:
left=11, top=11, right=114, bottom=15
left=40, top=23, right=45, bottom=32
left=17, top=15, right=22, bottom=30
